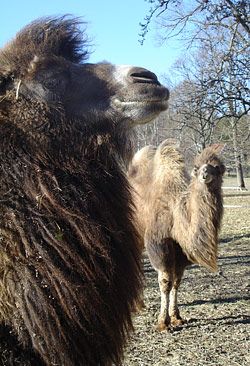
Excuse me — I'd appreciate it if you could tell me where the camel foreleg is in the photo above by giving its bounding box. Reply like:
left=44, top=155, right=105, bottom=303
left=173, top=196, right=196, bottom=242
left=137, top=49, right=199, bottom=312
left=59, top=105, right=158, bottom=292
left=169, top=251, right=189, bottom=327
left=156, top=269, right=173, bottom=331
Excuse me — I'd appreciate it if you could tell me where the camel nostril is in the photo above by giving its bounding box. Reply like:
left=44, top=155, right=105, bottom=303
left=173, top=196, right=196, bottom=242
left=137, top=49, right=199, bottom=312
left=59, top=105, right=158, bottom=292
left=129, top=67, right=160, bottom=85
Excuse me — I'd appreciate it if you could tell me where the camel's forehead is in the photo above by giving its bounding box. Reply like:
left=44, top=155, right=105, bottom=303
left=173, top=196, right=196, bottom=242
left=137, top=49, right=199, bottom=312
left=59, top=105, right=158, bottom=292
left=208, top=158, right=220, bottom=166
left=204, top=156, right=221, bottom=166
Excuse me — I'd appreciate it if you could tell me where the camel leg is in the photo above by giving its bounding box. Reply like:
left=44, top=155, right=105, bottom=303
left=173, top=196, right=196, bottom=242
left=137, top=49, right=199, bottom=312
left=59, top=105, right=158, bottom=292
left=156, top=269, right=173, bottom=331
left=145, top=237, right=175, bottom=331
left=169, top=244, right=190, bottom=327
left=169, top=273, right=185, bottom=327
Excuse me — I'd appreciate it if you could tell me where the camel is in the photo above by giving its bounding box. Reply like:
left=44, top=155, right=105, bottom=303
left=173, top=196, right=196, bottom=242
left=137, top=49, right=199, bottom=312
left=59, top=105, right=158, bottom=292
left=0, top=16, right=169, bottom=365
left=128, top=140, right=225, bottom=331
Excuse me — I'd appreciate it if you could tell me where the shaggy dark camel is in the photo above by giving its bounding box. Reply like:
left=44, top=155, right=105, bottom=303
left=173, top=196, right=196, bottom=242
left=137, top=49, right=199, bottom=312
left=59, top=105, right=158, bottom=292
left=0, top=17, right=169, bottom=365
left=128, top=140, right=225, bottom=331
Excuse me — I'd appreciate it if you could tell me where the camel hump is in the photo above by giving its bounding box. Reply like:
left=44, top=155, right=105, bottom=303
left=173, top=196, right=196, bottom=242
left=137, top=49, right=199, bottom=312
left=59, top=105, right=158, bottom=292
left=155, top=139, right=184, bottom=167
left=133, top=145, right=156, bottom=164
left=128, top=145, right=156, bottom=180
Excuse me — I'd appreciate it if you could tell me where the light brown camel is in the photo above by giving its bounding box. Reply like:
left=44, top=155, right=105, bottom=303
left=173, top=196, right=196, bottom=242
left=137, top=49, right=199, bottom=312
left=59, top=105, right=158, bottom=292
left=128, top=140, right=225, bottom=331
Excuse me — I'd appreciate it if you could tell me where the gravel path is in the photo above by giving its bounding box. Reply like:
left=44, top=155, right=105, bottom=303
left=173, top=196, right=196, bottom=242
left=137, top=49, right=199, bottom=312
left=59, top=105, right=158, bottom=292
left=123, top=237, right=250, bottom=366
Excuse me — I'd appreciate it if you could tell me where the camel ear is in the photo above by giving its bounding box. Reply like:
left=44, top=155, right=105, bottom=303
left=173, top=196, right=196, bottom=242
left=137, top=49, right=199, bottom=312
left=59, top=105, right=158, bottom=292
left=220, top=164, right=226, bottom=175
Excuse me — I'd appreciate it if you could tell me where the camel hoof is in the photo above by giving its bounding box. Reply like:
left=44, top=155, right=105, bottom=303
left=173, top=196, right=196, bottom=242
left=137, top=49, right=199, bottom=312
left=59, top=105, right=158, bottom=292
left=170, top=316, right=186, bottom=327
left=155, top=322, right=170, bottom=332
left=132, top=299, right=145, bottom=313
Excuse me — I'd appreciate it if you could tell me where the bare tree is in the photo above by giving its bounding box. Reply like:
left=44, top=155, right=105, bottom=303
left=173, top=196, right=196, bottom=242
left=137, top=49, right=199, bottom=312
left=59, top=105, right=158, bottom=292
left=138, top=0, right=250, bottom=186
left=167, top=54, right=219, bottom=149
left=140, top=0, right=250, bottom=45
left=199, top=28, right=250, bottom=187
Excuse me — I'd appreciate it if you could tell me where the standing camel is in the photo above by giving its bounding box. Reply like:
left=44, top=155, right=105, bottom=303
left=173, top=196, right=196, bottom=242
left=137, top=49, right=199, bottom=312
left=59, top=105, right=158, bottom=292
left=128, top=140, right=225, bottom=331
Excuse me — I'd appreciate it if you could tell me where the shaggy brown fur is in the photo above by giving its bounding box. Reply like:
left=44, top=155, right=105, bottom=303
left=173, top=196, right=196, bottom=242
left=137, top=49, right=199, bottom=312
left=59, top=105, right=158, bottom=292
left=128, top=140, right=225, bottom=330
left=0, top=17, right=169, bottom=365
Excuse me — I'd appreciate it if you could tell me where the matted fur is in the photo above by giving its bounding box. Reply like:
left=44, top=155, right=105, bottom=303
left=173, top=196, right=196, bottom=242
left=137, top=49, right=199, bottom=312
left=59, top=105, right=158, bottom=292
left=0, top=16, right=169, bottom=365
left=0, top=16, right=88, bottom=74
left=128, top=140, right=225, bottom=329
left=172, top=144, right=225, bottom=270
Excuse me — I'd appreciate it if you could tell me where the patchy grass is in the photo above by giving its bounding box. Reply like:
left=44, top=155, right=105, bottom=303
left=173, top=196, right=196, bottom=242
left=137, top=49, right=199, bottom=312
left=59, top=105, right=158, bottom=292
left=223, top=176, right=250, bottom=189
left=223, top=177, right=250, bottom=197
left=124, top=194, right=250, bottom=366
left=222, top=195, right=250, bottom=239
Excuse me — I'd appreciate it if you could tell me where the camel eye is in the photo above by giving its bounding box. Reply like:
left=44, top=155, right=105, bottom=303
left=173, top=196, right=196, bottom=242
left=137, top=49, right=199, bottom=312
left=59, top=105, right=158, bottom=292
left=44, top=78, right=59, bottom=89
left=36, top=67, right=69, bottom=93
left=192, top=166, right=198, bottom=175
left=44, top=77, right=66, bottom=91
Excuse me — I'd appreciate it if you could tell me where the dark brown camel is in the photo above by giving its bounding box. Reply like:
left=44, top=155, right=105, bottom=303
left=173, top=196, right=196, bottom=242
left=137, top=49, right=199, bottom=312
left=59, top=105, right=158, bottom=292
left=0, top=17, right=169, bottom=365
left=128, top=140, right=225, bottom=331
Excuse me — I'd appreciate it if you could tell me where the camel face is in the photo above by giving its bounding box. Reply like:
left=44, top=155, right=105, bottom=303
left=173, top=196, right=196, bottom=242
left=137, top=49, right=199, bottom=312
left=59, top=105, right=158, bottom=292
left=195, top=164, right=214, bottom=184
left=1, top=59, right=169, bottom=137
left=111, top=66, right=169, bottom=125
left=14, top=61, right=169, bottom=125
left=67, top=63, right=169, bottom=125
left=193, top=162, right=225, bottom=184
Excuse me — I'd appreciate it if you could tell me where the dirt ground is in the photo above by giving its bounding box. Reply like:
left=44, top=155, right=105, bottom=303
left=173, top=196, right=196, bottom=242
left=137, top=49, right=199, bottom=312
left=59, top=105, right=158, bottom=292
left=123, top=192, right=250, bottom=366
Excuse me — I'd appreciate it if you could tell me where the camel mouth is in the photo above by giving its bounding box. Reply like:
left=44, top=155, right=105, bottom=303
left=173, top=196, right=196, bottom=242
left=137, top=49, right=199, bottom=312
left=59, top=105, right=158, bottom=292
left=199, top=174, right=213, bottom=184
left=110, top=80, right=170, bottom=124
left=112, top=96, right=169, bottom=125
left=113, top=98, right=169, bottom=108
left=198, top=164, right=214, bottom=184
left=113, top=83, right=170, bottom=109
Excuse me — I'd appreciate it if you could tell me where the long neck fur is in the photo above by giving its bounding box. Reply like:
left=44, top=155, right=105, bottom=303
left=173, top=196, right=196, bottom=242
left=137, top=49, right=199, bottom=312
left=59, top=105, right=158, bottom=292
left=0, top=98, right=142, bottom=365
left=172, top=173, right=224, bottom=271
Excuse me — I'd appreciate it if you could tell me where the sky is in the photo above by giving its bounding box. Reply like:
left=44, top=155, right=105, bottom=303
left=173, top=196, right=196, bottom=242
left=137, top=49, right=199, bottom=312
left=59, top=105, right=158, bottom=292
left=0, top=0, right=183, bottom=83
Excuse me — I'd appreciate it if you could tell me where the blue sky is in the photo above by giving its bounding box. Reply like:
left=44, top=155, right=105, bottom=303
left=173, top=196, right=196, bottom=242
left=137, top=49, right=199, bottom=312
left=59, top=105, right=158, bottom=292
left=0, top=0, right=183, bottom=83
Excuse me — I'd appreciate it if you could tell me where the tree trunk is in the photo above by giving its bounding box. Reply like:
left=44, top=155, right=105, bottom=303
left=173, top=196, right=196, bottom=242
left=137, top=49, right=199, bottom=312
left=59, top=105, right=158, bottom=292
left=232, top=121, right=246, bottom=190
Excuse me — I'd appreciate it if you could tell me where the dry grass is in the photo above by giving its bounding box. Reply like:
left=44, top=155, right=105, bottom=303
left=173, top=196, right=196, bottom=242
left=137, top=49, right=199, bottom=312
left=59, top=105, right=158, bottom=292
left=123, top=184, right=250, bottom=366
left=223, top=176, right=250, bottom=187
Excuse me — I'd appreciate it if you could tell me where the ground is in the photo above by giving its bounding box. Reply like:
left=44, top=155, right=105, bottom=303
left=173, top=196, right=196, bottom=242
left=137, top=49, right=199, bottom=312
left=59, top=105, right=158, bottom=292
left=124, top=177, right=250, bottom=366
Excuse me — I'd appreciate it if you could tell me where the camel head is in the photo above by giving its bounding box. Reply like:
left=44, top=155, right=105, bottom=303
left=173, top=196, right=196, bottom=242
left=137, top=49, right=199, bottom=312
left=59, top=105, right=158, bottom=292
left=0, top=17, right=169, bottom=147
left=191, top=144, right=226, bottom=185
